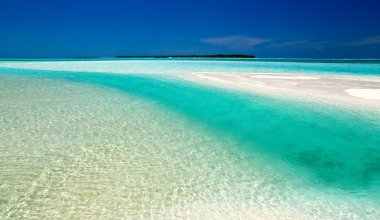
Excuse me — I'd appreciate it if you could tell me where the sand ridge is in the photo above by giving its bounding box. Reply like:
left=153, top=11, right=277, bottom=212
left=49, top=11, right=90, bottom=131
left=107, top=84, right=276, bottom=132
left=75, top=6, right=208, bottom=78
left=180, top=72, right=380, bottom=109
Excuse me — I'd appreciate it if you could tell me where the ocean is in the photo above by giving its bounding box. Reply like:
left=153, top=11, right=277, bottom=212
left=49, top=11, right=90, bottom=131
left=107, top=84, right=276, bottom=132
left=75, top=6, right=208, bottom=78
left=1, top=59, right=380, bottom=219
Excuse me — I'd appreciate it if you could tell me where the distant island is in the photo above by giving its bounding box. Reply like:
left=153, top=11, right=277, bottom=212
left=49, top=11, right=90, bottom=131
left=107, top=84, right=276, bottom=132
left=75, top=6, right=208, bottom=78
left=0, top=54, right=256, bottom=59
left=114, top=54, right=256, bottom=59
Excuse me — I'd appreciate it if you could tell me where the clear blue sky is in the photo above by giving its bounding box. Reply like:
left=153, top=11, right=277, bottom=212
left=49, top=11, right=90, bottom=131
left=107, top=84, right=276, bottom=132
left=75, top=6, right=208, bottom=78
left=1, top=0, right=380, bottom=58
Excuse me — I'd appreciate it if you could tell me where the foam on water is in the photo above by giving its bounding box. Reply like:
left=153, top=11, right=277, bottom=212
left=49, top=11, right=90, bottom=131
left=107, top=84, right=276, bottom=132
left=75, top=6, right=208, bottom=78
left=1, top=63, right=380, bottom=219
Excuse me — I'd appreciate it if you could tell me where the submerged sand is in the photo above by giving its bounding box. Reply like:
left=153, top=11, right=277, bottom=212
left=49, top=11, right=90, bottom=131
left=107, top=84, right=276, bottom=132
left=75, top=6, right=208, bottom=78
left=1, top=61, right=379, bottom=109
left=1, top=62, right=380, bottom=219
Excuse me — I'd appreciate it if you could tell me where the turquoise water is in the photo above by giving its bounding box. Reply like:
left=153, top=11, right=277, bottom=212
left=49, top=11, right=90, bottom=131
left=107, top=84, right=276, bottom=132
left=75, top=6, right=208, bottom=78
left=1, top=58, right=380, bottom=76
left=1, top=60, right=380, bottom=219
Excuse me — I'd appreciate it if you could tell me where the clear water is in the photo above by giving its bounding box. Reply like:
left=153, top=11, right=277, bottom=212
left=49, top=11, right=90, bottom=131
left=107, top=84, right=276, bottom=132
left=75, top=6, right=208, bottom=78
left=1, top=60, right=380, bottom=219
left=1, top=58, right=380, bottom=76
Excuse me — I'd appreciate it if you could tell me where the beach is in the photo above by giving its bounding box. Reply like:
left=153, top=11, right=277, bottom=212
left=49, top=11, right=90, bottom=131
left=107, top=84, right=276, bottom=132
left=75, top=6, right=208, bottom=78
left=1, top=59, right=380, bottom=109
left=182, top=72, right=380, bottom=109
left=1, top=59, right=380, bottom=219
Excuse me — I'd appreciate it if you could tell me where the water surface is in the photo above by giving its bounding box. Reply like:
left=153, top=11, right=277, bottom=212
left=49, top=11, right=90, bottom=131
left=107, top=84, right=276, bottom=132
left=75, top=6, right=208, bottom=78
left=0, top=60, right=380, bottom=219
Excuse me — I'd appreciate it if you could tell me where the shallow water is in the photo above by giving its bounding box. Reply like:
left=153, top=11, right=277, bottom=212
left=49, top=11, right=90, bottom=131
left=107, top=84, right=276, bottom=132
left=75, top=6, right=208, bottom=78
left=1, top=61, right=380, bottom=219
left=1, top=58, right=380, bottom=76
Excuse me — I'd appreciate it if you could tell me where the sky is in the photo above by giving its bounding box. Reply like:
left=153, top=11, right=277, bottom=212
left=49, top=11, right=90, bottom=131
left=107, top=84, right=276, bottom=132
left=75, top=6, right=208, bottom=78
left=1, top=0, right=380, bottom=58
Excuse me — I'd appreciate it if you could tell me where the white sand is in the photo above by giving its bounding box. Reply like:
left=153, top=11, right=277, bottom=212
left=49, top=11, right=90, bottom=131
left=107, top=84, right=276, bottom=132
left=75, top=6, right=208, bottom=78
left=181, top=72, right=380, bottom=109
left=1, top=60, right=379, bottom=109
left=345, top=89, right=380, bottom=100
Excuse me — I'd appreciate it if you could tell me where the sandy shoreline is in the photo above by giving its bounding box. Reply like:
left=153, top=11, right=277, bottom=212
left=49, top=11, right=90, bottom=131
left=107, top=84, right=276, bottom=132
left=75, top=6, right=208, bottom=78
left=1, top=61, right=380, bottom=109
left=180, top=72, right=380, bottom=109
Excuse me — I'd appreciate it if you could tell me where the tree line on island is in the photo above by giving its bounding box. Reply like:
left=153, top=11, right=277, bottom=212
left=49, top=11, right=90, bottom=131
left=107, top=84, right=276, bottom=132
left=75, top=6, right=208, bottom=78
left=114, top=54, right=256, bottom=58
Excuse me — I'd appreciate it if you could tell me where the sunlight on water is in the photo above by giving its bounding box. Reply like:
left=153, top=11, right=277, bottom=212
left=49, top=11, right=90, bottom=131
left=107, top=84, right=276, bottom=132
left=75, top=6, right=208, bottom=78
left=1, top=63, right=380, bottom=219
